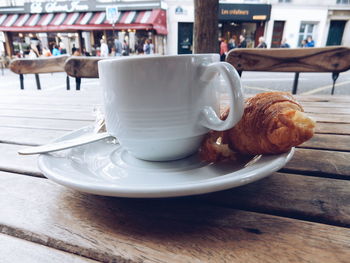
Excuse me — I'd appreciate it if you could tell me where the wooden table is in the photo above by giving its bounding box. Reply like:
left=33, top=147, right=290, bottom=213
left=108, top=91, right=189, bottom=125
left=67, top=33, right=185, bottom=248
left=1, top=88, right=349, bottom=263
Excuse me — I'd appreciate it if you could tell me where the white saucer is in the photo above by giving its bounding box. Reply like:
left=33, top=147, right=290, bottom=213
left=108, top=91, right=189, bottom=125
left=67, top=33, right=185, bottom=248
left=38, top=126, right=294, bottom=198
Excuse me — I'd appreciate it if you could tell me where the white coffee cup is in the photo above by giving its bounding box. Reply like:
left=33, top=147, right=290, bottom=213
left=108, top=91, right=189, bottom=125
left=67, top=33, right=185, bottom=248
left=98, top=54, right=243, bottom=161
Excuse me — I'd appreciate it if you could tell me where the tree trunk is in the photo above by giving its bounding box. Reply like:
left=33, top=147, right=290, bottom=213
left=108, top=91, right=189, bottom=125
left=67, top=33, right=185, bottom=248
left=193, top=0, right=219, bottom=54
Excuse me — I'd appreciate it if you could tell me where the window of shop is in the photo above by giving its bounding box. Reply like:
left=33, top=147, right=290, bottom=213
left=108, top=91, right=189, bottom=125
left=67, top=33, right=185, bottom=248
left=336, top=0, right=350, bottom=4
left=298, top=22, right=317, bottom=47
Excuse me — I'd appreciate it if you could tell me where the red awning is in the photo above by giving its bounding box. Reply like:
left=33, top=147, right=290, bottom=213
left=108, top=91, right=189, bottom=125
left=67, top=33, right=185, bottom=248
left=0, top=9, right=167, bottom=35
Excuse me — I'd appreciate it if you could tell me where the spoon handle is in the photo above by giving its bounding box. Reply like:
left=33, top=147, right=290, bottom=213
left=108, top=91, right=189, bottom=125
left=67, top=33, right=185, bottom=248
left=18, top=132, right=113, bottom=155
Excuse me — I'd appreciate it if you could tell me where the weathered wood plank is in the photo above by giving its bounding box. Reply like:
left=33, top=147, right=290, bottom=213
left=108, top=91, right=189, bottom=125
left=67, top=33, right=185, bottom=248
left=227, top=47, right=350, bottom=72
left=300, top=134, right=350, bottom=151
left=0, top=108, right=95, bottom=121
left=199, top=172, right=350, bottom=227
left=0, top=143, right=42, bottom=176
left=309, top=114, right=350, bottom=124
left=305, top=107, right=350, bottom=115
left=9, top=55, right=70, bottom=74
left=302, top=101, right=350, bottom=108
left=296, top=95, right=350, bottom=103
left=0, top=172, right=350, bottom=263
left=284, top=148, right=350, bottom=178
left=0, top=116, right=91, bottom=131
left=0, top=104, right=99, bottom=113
left=316, top=122, right=350, bottom=135
left=0, top=233, right=98, bottom=263
left=0, top=126, right=67, bottom=145
left=64, top=56, right=104, bottom=78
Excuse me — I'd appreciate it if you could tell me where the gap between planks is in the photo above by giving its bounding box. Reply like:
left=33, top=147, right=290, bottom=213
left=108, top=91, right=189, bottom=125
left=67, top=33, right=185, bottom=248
left=0, top=171, right=349, bottom=263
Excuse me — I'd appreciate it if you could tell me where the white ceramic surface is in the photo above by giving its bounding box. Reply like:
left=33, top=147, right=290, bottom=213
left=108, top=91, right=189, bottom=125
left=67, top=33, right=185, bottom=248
left=98, top=54, right=244, bottom=161
left=38, top=127, right=294, bottom=198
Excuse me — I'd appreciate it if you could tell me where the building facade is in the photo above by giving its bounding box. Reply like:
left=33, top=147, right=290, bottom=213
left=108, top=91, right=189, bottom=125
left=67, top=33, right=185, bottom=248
left=0, top=0, right=349, bottom=57
left=166, top=0, right=272, bottom=55
left=0, top=0, right=167, bottom=57
left=266, top=0, right=350, bottom=48
left=166, top=0, right=350, bottom=54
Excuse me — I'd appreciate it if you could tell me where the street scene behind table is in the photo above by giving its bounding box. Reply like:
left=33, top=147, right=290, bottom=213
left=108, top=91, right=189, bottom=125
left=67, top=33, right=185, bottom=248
left=0, top=0, right=350, bottom=263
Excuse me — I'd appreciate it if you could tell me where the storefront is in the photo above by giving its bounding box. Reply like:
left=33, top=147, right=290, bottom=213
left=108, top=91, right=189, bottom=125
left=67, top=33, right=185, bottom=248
left=0, top=0, right=167, bottom=57
left=167, top=2, right=271, bottom=55
left=218, top=3, right=271, bottom=48
left=266, top=4, right=328, bottom=48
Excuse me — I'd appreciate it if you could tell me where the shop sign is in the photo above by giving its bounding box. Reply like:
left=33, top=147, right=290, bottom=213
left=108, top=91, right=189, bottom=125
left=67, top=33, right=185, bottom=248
left=28, top=0, right=91, bottom=13
left=2, top=1, right=162, bottom=14
left=175, top=6, right=187, bottom=15
left=219, top=4, right=271, bottom=21
left=106, top=6, right=119, bottom=23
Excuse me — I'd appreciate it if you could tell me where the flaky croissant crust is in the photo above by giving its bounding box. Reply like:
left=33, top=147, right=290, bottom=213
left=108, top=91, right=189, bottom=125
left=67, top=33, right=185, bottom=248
left=200, top=92, right=315, bottom=161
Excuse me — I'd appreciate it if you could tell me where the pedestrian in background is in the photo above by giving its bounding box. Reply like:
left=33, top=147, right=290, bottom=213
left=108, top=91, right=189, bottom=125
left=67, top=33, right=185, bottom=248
left=149, top=39, right=154, bottom=54
left=238, top=35, right=247, bottom=48
left=52, top=45, right=61, bottom=56
left=114, top=37, right=123, bottom=56
left=82, top=48, right=90, bottom=56
left=256, top=36, right=267, bottom=48
left=306, top=36, right=315, bottom=47
left=59, top=42, right=67, bottom=54
left=301, top=39, right=307, bottom=48
left=143, top=39, right=151, bottom=55
left=71, top=44, right=77, bottom=55
left=100, top=39, right=109, bottom=57
left=280, top=38, right=290, bottom=48
left=122, top=40, right=129, bottom=56
left=219, top=37, right=228, bottom=61
left=228, top=36, right=236, bottom=50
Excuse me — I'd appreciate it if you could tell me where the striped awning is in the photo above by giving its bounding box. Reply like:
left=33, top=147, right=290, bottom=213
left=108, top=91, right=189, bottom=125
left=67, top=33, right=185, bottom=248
left=0, top=9, right=167, bottom=34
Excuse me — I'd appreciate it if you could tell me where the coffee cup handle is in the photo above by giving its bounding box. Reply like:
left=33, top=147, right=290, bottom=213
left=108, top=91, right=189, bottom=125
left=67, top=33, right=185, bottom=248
left=199, top=62, right=244, bottom=131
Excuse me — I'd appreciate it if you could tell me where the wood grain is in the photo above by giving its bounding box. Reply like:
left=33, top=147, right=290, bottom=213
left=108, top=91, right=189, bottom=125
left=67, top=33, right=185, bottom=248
left=226, top=47, right=350, bottom=73
left=0, top=116, right=91, bottom=131
left=0, top=172, right=349, bottom=263
left=305, top=106, right=350, bottom=115
left=0, top=143, right=42, bottom=176
left=199, top=172, right=350, bottom=227
left=64, top=56, right=104, bottom=78
left=296, top=95, right=350, bottom=103
left=309, top=114, right=350, bottom=124
left=9, top=55, right=70, bottom=74
left=316, top=122, right=350, bottom=135
left=0, top=108, right=95, bottom=121
left=300, top=134, right=350, bottom=151
left=284, top=148, right=350, bottom=178
left=0, top=126, right=67, bottom=146
left=0, top=233, right=98, bottom=263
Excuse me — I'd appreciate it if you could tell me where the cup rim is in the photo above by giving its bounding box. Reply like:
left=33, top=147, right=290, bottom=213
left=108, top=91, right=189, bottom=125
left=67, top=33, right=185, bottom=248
left=98, top=53, right=220, bottom=66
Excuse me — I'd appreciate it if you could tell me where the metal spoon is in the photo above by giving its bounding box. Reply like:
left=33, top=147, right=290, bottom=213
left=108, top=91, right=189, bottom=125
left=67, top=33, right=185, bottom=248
left=18, top=132, right=113, bottom=155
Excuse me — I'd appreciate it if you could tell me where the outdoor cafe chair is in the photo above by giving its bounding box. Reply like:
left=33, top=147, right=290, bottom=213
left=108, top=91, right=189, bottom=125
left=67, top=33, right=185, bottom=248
left=226, top=46, right=350, bottom=95
left=9, top=55, right=80, bottom=90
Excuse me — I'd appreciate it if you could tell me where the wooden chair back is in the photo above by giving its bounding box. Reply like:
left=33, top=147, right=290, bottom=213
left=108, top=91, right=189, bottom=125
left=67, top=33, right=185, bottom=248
left=10, top=55, right=69, bottom=74
left=9, top=55, right=74, bottom=90
left=226, top=46, right=350, bottom=94
left=63, top=56, right=105, bottom=90
left=64, top=56, right=103, bottom=78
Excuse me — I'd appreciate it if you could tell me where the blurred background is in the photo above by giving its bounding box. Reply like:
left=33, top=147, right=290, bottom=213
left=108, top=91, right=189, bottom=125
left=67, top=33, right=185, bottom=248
left=0, top=0, right=349, bottom=95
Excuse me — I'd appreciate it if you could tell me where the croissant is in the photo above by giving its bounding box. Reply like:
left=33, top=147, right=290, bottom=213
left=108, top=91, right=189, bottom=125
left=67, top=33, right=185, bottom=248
left=200, top=92, right=315, bottom=161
